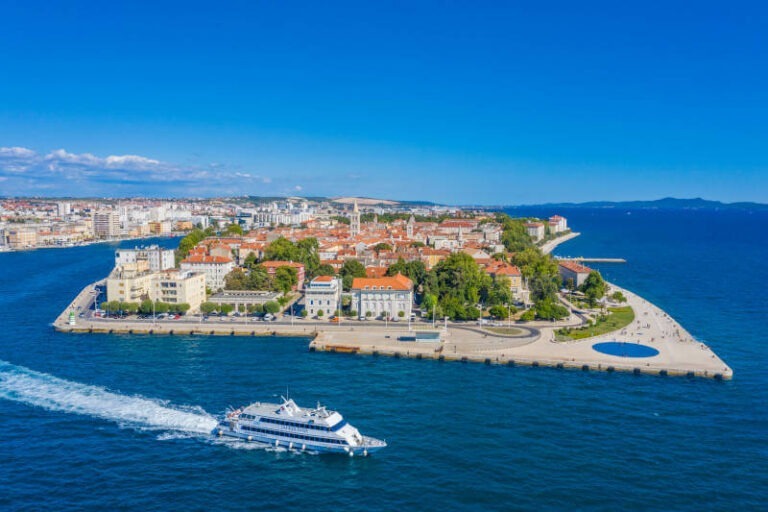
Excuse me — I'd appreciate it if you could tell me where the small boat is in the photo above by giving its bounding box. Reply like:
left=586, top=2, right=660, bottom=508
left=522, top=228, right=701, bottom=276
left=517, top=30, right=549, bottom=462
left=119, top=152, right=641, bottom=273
left=213, top=397, right=386, bottom=456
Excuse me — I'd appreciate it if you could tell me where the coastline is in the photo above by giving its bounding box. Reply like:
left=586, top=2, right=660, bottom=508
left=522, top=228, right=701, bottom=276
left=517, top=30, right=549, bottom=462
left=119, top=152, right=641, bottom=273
left=0, top=234, right=179, bottom=253
left=540, top=231, right=580, bottom=254
left=53, top=277, right=733, bottom=380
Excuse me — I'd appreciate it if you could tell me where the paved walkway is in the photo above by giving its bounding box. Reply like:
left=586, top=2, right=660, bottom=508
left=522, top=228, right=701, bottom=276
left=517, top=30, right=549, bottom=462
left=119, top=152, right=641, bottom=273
left=540, top=232, right=580, bottom=255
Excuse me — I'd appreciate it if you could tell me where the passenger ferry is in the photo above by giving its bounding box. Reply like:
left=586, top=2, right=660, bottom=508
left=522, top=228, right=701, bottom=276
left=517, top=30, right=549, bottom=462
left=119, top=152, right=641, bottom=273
left=213, top=397, right=387, bottom=456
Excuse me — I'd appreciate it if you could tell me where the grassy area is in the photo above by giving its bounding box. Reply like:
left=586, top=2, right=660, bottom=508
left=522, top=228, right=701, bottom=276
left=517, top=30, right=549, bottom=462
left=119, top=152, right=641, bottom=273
left=555, top=306, right=635, bottom=341
left=484, top=326, right=523, bottom=336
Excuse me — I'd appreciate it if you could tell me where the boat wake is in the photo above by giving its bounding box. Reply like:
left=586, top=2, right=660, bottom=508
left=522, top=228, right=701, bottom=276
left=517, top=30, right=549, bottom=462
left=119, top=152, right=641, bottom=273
left=0, top=359, right=218, bottom=436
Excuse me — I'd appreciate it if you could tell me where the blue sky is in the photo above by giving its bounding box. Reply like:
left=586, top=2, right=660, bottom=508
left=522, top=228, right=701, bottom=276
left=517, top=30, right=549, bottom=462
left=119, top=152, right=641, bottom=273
left=1, top=1, right=766, bottom=204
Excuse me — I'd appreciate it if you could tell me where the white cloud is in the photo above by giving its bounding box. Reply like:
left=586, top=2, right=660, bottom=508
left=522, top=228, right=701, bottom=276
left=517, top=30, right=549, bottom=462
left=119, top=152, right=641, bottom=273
left=0, top=145, right=282, bottom=196
left=105, top=155, right=161, bottom=167
left=0, top=146, right=36, bottom=157
left=45, top=149, right=100, bottom=165
left=294, top=185, right=303, bottom=191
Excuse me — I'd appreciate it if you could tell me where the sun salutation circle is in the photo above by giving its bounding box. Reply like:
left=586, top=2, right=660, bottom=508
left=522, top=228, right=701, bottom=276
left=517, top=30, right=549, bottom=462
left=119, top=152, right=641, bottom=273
left=592, top=342, right=660, bottom=358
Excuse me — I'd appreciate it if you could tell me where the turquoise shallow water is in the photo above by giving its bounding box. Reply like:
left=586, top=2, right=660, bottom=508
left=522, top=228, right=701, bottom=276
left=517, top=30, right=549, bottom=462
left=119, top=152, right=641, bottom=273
left=1, top=210, right=767, bottom=511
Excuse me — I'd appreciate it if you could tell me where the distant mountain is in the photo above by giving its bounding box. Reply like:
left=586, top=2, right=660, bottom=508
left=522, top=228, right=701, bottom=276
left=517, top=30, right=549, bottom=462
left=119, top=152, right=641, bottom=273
left=508, top=197, right=768, bottom=211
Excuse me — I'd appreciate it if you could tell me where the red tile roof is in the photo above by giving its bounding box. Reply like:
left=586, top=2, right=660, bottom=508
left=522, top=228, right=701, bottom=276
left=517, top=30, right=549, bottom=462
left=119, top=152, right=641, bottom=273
left=351, top=273, right=413, bottom=291
left=181, top=254, right=233, bottom=264
left=260, top=260, right=305, bottom=269
left=558, top=260, right=593, bottom=274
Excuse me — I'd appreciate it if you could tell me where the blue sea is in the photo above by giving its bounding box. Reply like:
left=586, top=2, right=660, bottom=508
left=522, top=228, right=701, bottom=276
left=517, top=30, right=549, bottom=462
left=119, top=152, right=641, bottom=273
left=1, top=210, right=766, bottom=511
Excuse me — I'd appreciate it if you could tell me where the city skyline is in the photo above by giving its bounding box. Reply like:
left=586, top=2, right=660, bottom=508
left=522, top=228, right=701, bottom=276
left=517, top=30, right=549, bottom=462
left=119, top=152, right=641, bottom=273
left=1, top=2, right=766, bottom=203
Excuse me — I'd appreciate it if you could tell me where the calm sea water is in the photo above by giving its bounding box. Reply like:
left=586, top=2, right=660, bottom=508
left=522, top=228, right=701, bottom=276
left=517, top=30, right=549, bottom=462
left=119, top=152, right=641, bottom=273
left=1, top=211, right=766, bottom=511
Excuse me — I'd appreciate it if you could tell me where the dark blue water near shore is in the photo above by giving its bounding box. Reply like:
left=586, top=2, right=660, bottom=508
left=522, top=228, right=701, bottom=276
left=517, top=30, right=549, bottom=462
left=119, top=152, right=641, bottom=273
left=1, top=211, right=766, bottom=511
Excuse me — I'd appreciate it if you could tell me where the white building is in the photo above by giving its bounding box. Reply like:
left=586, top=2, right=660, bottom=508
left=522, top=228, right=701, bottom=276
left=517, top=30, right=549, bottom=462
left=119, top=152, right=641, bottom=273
left=558, top=260, right=593, bottom=288
left=548, top=215, right=568, bottom=233
left=150, top=269, right=206, bottom=312
left=93, top=211, right=121, bottom=238
left=305, top=275, right=342, bottom=318
left=351, top=274, right=413, bottom=319
left=57, top=202, right=71, bottom=217
left=524, top=222, right=545, bottom=242
left=179, top=254, right=234, bottom=291
left=115, top=246, right=175, bottom=272
left=106, top=263, right=206, bottom=312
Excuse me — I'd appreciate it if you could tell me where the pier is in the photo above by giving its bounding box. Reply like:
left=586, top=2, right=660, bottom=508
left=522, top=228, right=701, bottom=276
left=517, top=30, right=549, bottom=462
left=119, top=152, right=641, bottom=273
left=555, top=256, right=627, bottom=263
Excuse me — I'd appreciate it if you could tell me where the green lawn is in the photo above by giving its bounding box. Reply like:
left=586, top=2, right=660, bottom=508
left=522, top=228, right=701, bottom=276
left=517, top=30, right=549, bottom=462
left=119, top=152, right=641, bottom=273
left=485, top=326, right=523, bottom=336
left=556, top=306, right=635, bottom=341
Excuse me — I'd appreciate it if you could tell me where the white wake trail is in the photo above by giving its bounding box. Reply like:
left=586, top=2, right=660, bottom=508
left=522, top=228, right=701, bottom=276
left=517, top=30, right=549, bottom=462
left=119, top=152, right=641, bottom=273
left=0, top=360, right=218, bottom=435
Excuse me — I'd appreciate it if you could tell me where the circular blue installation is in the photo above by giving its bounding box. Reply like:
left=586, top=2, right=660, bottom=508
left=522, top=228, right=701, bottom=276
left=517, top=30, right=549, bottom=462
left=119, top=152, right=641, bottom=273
left=592, top=342, right=660, bottom=358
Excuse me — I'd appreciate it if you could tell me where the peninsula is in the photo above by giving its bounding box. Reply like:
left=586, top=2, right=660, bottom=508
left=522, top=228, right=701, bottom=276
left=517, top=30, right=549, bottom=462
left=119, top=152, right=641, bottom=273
left=52, top=197, right=732, bottom=380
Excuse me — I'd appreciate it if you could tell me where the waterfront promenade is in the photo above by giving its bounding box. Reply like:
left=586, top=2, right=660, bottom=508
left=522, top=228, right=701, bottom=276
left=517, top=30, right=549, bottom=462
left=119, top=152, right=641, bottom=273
left=54, top=279, right=733, bottom=380
left=540, top=231, right=580, bottom=254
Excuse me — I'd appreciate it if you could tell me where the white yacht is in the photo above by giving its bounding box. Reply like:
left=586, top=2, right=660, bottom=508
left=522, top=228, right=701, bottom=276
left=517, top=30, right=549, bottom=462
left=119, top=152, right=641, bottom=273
left=213, top=397, right=386, bottom=456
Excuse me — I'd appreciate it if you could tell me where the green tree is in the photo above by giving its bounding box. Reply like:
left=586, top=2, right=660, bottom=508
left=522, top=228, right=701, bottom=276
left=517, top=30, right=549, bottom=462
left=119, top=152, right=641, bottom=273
left=398, top=310, right=405, bottom=318
left=300, top=309, right=308, bottom=318
left=154, top=301, right=170, bottom=314
left=340, top=259, right=367, bottom=290
left=611, top=290, right=627, bottom=303
left=411, top=241, right=425, bottom=248
left=387, top=257, right=408, bottom=277
left=122, top=302, right=139, bottom=314
left=487, top=276, right=513, bottom=306
left=200, top=302, right=218, bottom=314
left=263, top=301, right=280, bottom=314
left=223, top=223, right=243, bottom=236
left=243, top=252, right=258, bottom=269
left=581, top=271, right=607, bottom=307
left=317, top=309, right=324, bottom=318
left=274, top=266, right=298, bottom=295
left=374, top=242, right=392, bottom=252
left=296, top=237, right=320, bottom=277
left=315, top=263, right=336, bottom=277
left=520, top=309, right=536, bottom=321
left=428, top=252, right=492, bottom=318
left=248, top=265, right=272, bottom=290
left=489, top=304, right=510, bottom=319
left=224, top=268, right=249, bottom=290
left=176, top=303, right=191, bottom=315
left=264, top=237, right=298, bottom=261
left=498, top=215, right=535, bottom=253
left=219, top=303, right=234, bottom=315
left=139, top=299, right=154, bottom=314
left=535, top=299, right=569, bottom=320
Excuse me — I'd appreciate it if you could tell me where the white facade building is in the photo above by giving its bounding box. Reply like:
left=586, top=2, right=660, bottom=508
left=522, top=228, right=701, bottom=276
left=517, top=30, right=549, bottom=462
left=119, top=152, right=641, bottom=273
left=351, top=274, right=413, bottom=319
left=524, top=222, right=545, bottom=242
left=115, top=246, right=176, bottom=272
left=305, top=276, right=342, bottom=318
left=93, top=211, right=120, bottom=238
left=179, top=254, right=234, bottom=291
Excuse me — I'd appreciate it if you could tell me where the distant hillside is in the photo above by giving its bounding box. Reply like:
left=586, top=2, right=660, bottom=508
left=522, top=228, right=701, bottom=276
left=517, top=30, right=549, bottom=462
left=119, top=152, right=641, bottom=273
left=508, top=197, right=768, bottom=211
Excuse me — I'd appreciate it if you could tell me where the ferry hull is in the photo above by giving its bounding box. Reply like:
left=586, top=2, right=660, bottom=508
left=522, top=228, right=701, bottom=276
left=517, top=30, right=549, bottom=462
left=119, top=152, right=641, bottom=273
left=213, top=424, right=386, bottom=456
